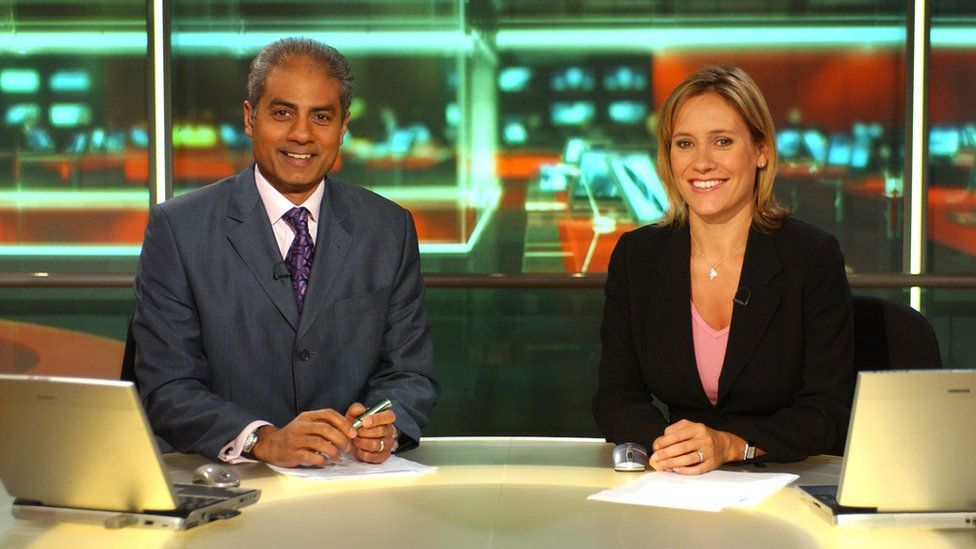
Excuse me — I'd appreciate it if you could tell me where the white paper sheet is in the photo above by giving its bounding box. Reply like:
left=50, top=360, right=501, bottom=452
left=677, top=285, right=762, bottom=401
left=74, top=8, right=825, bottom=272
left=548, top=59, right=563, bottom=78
left=269, top=454, right=437, bottom=481
left=587, top=470, right=798, bottom=512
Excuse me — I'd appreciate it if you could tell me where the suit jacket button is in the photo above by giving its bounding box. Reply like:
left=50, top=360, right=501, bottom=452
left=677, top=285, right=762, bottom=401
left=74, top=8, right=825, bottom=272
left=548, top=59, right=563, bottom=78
left=297, top=349, right=311, bottom=361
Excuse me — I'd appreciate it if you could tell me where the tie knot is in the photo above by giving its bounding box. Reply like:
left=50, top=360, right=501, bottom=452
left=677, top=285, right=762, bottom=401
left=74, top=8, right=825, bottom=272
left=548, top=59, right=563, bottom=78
left=283, top=207, right=310, bottom=232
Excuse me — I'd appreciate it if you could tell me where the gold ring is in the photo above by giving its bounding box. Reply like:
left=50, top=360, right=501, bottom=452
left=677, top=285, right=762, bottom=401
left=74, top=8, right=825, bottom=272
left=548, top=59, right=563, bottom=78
left=379, top=439, right=385, bottom=453
left=697, top=449, right=704, bottom=463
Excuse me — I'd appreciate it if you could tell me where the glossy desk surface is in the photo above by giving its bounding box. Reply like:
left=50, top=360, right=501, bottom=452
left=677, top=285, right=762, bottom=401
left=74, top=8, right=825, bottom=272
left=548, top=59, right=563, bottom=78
left=1, top=437, right=973, bottom=548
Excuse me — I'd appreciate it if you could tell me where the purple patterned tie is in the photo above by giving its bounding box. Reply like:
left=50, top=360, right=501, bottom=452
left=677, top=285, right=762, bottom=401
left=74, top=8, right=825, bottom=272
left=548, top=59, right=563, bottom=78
left=282, top=207, right=315, bottom=312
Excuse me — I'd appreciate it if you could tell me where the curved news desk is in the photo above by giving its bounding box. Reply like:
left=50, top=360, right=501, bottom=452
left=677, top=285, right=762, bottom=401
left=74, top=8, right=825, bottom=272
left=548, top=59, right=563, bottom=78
left=1, top=438, right=972, bottom=548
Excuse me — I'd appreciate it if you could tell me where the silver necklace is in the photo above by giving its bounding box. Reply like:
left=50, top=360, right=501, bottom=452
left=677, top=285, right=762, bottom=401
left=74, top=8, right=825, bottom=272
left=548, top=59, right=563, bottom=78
left=692, top=236, right=747, bottom=281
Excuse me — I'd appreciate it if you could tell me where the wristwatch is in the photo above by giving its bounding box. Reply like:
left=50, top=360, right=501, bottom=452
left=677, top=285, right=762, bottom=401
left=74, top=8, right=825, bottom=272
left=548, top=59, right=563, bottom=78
left=743, top=441, right=757, bottom=461
left=242, top=429, right=260, bottom=457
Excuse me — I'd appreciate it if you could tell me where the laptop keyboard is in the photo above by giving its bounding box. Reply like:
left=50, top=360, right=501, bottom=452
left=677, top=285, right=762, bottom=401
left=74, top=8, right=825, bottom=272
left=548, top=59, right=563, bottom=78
left=177, top=495, right=222, bottom=512
left=173, top=484, right=235, bottom=512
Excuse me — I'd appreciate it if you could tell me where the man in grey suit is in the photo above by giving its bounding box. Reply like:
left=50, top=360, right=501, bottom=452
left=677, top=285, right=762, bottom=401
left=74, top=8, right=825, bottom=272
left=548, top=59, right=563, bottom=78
left=132, top=38, right=438, bottom=467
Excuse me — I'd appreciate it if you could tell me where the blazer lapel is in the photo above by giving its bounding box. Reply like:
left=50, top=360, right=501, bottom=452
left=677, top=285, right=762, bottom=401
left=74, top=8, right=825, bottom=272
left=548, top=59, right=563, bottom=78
left=717, top=228, right=782, bottom=403
left=648, top=226, right=702, bottom=395
left=297, top=177, right=351, bottom=339
left=225, top=168, right=300, bottom=331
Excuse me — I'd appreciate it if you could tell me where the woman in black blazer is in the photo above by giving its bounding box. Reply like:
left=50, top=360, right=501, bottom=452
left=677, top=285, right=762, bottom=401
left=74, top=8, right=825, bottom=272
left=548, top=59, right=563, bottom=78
left=592, top=65, right=856, bottom=473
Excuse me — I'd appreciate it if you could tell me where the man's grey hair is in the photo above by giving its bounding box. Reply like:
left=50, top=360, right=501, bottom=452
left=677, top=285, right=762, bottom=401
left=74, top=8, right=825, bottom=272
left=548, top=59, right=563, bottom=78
left=247, top=37, right=353, bottom=119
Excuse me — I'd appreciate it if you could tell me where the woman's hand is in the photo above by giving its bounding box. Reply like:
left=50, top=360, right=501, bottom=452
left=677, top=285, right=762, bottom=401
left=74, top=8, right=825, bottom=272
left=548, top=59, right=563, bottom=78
left=649, top=419, right=746, bottom=474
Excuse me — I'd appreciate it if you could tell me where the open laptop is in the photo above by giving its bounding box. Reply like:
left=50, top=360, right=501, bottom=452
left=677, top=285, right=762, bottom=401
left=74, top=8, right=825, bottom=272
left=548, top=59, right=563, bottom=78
left=799, top=370, right=976, bottom=528
left=0, top=374, right=260, bottom=530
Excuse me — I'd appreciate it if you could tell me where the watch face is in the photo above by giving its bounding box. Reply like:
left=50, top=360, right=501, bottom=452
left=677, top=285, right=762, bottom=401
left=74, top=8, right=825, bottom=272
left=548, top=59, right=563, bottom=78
left=243, top=432, right=258, bottom=453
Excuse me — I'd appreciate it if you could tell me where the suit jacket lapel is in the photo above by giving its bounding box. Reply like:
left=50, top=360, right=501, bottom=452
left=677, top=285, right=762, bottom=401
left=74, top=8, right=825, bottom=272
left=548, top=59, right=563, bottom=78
left=648, top=226, right=703, bottom=397
left=297, top=177, right=351, bottom=339
left=717, top=227, right=782, bottom=403
left=225, top=167, right=300, bottom=331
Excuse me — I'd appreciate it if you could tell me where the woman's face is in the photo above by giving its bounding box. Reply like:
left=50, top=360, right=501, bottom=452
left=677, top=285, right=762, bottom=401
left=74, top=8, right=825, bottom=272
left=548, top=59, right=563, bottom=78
left=669, top=92, right=767, bottom=226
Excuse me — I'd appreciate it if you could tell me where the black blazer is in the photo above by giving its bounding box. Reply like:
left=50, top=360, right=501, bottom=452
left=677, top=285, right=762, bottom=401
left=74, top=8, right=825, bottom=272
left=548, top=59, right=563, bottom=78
left=592, top=218, right=856, bottom=462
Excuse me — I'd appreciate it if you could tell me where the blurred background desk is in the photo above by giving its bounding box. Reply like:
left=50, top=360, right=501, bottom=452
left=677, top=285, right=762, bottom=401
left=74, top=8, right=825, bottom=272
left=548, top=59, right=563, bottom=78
left=1, top=438, right=972, bottom=548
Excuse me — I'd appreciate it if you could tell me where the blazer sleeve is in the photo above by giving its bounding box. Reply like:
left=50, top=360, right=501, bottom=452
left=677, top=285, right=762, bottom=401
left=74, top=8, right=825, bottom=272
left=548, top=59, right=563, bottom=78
left=133, top=205, right=261, bottom=459
left=592, top=232, right=669, bottom=451
left=724, top=234, right=856, bottom=461
left=362, top=210, right=439, bottom=452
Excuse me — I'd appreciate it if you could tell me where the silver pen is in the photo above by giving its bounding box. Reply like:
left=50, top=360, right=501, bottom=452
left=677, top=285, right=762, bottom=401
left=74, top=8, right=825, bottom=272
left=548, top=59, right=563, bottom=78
left=352, top=398, right=392, bottom=429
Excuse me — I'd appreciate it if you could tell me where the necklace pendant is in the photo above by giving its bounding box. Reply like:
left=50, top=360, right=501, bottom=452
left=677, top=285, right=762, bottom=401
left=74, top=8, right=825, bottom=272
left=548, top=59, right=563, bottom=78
left=708, top=267, right=718, bottom=280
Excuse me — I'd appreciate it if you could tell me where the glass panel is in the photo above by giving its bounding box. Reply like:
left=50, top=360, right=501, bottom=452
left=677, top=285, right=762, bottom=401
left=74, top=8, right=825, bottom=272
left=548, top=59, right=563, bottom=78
left=928, top=1, right=976, bottom=273
left=424, top=287, right=603, bottom=436
left=491, top=0, right=907, bottom=273
left=925, top=288, right=976, bottom=369
left=167, top=1, right=907, bottom=274
left=0, top=286, right=132, bottom=379
left=169, top=0, right=502, bottom=270
left=0, top=1, right=149, bottom=274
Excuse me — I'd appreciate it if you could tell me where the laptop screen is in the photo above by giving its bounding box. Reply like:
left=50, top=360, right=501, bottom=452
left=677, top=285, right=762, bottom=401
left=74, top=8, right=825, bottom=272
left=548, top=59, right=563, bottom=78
left=837, top=370, right=976, bottom=512
left=0, top=375, right=179, bottom=512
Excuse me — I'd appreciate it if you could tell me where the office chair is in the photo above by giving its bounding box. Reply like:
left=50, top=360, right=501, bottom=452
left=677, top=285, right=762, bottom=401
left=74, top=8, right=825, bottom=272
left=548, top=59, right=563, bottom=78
left=831, top=295, right=942, bottom=455
left=851, top=295, right=942, bottom=372
left=120, top=317, right=138, bottom=386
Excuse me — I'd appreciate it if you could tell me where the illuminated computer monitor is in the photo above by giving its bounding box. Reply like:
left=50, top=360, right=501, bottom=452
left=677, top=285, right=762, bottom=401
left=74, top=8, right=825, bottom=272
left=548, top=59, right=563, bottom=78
left=499, top=67, right=533, bottom=93
left=849, top=142, right=871, bottom=169
left=803, top=130, right=828, bottom=164
left=603, top=66, right=647, bottom=92
left=49, top=70, right=92, bottom=93
left=4, top=104, right=41, bottom=126
left=501, top=115, right=529, bottom=146
left=65, top=132, right=88, bottom=154
left=0, top=69, right=40, bottom=94
left=550, top=66, right=596, bottom=92
left=25, top=127, right=54, bottom=151
left=852, top=122, right=884, bottom=142
left=607, top=101, right=647, bottom=125
left=218, top=124, right=249, bottom=149
left=777, top=129, right=802, bottom=159
left=827, top=135, right=853, bottom=166
left=929, top=127, right=960, bottom=157
left=551, top=102, right=595, bottom=127
left=105, top=131, right=126, bottom=152
left=89, top=128, right=106, bottom=150
left=961, top=124, right=976, bottom=148
left=130, top=127, right=150, bottom=149
left=49, top=103, right=92, bottom=127
left=563, top=137, right=588, bottom=164
left=612, top=152, right=668, bottom=223
left=575, top=150, right=617, bottom=199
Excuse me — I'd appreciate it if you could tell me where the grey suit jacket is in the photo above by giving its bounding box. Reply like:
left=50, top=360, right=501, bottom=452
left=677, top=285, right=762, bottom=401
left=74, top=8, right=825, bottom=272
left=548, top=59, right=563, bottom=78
left=132, top=166, right=439, bottom=459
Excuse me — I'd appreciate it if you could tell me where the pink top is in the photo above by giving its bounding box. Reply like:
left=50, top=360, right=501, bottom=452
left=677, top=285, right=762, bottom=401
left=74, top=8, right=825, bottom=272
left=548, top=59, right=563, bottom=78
left=691, top=300, right=730, bottom=406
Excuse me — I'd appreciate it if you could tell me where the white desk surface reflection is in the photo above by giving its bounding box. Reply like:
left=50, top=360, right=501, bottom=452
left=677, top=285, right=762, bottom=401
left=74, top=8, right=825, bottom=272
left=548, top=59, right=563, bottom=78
left=1, top=437, right=973, bottom=548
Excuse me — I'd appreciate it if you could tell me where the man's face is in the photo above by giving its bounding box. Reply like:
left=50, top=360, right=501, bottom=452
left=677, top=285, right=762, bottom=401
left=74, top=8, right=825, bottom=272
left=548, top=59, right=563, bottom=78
left=244, top=57, right=348, bottom=202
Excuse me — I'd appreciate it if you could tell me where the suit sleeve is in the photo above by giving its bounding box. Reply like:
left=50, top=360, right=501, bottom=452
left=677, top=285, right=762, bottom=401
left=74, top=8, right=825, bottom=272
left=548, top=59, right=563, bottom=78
left=133, top=205, right=260, bottom=459
left=363, top=209, right=439, bottom=452
left=592, top=232, right=669, bottom=451
left=723, top=235, right=856, bottom=461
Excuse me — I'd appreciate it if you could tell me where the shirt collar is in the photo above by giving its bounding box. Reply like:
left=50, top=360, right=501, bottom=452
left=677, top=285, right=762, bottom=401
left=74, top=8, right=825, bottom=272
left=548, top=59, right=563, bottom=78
left=253, top=164, right=325, bottom=225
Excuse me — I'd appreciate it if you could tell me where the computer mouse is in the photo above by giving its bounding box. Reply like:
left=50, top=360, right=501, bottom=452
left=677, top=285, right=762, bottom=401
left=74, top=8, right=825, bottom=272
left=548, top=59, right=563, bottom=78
left=611, top=442, right=648, bottom=472
left=192, top=464, right=241, bottom=488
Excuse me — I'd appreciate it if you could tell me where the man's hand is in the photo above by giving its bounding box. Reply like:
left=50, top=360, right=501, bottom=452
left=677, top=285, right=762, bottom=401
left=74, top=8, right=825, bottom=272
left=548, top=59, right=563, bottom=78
left=345, top=402, right=397, bottom=464
left=648, top=419, right=744, bottom=475
left=250, top=409, right=357, bottom=467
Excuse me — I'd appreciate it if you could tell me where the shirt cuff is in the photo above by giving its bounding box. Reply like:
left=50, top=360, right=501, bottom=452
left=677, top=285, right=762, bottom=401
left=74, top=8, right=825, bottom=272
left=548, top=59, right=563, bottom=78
left=219, top=420, right=272, bottom=464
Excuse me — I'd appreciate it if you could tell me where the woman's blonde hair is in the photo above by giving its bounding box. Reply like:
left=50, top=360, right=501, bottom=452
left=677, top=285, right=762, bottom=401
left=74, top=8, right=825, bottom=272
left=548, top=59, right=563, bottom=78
left=655, top=64, right=789, bottom=230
